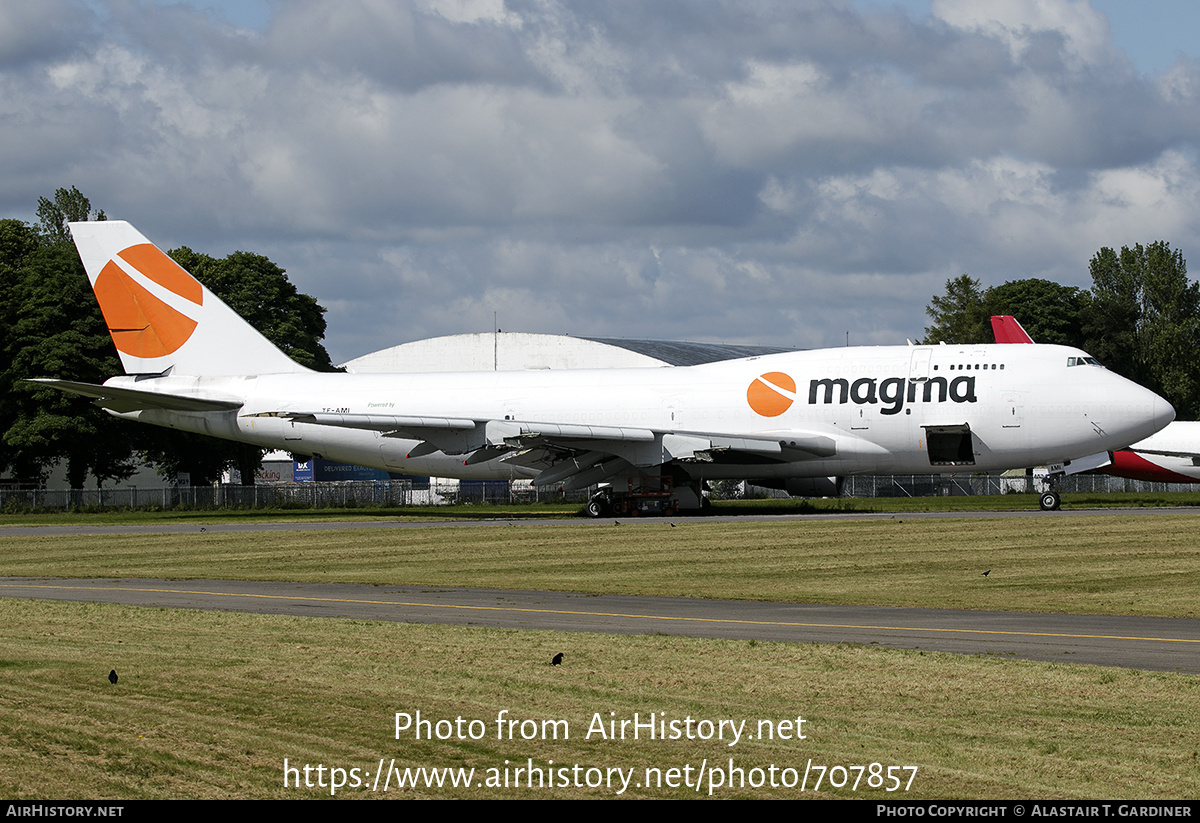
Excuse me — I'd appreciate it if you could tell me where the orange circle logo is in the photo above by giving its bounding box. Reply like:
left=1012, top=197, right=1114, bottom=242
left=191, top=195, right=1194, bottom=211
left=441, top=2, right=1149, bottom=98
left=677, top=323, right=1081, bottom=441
left=93, top=243, right=203, bottom=359
left=747, top=372, right=796, bottom=417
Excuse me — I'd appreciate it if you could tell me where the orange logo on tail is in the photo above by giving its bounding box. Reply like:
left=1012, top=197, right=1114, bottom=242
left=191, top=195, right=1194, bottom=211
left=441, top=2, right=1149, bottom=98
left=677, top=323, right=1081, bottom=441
left=92, top=244, right=203, bottom=359
left=747, top=372, right=795, bottom=417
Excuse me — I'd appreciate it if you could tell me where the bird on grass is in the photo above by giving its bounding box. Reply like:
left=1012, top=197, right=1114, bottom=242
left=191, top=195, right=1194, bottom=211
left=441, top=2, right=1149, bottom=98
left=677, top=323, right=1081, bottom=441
left=108, top=669, right=118, bottom=684
left=551, top=653, right=564, bottom=666
left=981, top=570, right=991, bottom=577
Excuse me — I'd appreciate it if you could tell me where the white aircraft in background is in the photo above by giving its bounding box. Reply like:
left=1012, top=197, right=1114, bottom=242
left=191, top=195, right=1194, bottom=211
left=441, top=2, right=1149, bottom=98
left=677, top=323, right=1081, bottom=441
left=32, top=222, right=1173, bottom=515
left=990, top=315, right=1200, bottom=489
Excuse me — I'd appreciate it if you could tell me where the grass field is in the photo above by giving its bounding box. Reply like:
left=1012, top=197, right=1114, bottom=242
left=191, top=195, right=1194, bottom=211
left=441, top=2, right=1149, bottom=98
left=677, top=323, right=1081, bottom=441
left=0, top=510, right=1198, bottom=799
left=1, top=599, right=1196, bottom=800
left=2, top=514, right=1197, bottom=616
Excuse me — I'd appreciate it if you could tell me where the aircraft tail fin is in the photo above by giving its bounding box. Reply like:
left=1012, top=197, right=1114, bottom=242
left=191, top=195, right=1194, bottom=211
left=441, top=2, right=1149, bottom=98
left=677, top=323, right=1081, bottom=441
left=990, top=315, right=1035, bottom=344
left=69, top=221, right=310, bottom=376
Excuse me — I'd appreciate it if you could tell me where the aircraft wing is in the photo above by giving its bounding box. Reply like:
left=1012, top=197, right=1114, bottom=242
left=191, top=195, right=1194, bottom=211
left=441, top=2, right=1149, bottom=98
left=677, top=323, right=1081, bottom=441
left=272, top=411, right=655, bottom=441
left=270, top=412, right=480, bottom=434
left=26, top=378, right=244, bottom=413
left=255, top=409, right=838, bottom=489
left=1130, top=447, right=1200, bottom=459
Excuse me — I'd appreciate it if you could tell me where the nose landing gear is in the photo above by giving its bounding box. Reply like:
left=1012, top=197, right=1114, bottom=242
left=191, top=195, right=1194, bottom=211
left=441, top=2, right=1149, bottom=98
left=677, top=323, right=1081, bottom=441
left=1038, top=490, right=1061, bottom=511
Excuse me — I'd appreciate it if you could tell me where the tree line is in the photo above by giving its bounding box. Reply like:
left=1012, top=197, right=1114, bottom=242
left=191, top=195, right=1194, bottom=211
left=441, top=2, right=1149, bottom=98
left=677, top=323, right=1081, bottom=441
left=1, top=187, right=336, bottom=489
left=923, top=242, right=1200, bottom=421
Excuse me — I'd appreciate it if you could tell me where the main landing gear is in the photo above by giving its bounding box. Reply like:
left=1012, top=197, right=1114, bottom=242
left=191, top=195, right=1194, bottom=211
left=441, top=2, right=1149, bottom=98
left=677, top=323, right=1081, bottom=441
left=585, top=496, right=608, bottom=518
left=1039, top=490, right=1061, bottom=511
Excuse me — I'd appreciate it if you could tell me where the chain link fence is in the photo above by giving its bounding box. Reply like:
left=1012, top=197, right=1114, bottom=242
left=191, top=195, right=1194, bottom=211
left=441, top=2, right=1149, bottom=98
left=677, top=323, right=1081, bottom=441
left=0, top=480, right=592, bottom=512
left=838, top=472, right=1187, bottom=498
left=0, top=471, right=1191, bottom=512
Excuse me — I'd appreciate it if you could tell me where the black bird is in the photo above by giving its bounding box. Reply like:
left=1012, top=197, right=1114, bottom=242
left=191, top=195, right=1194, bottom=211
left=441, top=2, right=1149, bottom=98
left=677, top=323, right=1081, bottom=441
left=982, top=570, right=991, bottom=577
left=551, top=653, right=564, bottom=666
left=108, top=669, right=118, bottom=684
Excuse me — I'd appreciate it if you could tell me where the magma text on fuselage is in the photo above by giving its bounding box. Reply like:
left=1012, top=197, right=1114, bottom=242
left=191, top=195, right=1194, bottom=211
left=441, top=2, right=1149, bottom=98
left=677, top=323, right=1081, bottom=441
left=808, top=376, right=977, bottom=416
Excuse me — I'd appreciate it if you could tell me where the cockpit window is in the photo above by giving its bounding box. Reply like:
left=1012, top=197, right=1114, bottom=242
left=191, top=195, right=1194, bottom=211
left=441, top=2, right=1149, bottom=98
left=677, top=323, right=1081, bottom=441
left=1067, top=356, right=1104, bottom=367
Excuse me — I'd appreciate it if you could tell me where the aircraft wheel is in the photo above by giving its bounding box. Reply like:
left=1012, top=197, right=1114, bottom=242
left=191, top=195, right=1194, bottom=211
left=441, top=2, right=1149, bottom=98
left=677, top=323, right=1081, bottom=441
left=1039, top=491, right=1061, bottom=511
left=585, top=497, right=608, bottom=518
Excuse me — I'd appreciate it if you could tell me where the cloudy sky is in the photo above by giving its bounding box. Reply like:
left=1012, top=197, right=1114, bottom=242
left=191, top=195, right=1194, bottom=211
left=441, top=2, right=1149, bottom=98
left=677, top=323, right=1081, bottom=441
left=4, top=0, right=1200, bottom=363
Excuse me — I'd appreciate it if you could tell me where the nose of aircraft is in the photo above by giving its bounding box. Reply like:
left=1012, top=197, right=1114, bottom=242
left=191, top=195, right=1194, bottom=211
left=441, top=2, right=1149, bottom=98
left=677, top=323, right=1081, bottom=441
left=1115, top=376, right=1175, bottom=447
left=1152, top=391, right=1176, bottom=432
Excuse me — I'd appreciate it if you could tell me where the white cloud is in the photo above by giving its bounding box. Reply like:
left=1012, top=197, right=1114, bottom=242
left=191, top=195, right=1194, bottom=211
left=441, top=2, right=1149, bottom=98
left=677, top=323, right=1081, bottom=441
left=3, top=0, right=1200, bottom=359
left=932, top=0, right=1115, bottom=69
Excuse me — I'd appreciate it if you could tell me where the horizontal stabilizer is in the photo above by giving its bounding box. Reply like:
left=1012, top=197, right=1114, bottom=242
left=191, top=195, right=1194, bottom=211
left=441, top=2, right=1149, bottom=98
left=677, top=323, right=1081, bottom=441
left=26, top=378, right=243, bottom=413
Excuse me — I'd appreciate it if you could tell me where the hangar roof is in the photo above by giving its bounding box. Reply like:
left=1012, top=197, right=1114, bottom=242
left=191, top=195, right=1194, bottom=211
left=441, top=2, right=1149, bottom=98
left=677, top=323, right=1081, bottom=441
left=341, top=332, right=796, bottom=373
left=582, top=337, right=794, bottom=366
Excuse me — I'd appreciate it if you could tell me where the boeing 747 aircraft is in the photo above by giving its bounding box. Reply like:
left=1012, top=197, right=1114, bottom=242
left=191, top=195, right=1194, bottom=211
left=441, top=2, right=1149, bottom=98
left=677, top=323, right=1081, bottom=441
left=31, top=222, right=1174, bottom=514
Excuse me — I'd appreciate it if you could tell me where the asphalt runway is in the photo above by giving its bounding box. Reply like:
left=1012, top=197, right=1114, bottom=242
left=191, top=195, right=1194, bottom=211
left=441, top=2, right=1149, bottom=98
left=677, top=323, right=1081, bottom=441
left=2, top=508, right=1197, bottom=674
left=1, top=576, right=1196, bottom=674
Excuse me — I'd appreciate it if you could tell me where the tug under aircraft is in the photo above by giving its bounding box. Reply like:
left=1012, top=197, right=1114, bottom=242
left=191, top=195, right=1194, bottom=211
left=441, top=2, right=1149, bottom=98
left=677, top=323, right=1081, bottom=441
left=32, top=222, right=1174, bottom=515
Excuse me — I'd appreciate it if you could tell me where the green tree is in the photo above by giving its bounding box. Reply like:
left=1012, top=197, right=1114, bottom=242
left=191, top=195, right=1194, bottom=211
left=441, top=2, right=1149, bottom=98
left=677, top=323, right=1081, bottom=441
left=1, top=191, right=130, bottom=488
left=168, top=248, right=334, bottom=371
left=0, top=219, right=53, bottom=484
left=0, top=217, right=40, bottom=265
left=1084, top=242, right=1200, bottom=419
left=1, top=225, right=136, bottom=487
left=923, top=275, right=988, bottom=344
left=983, top=279, right=1089, bottom=348
left=925, top=277, right=1088, bottom=348
left=36, top=185, right=105, bottom=246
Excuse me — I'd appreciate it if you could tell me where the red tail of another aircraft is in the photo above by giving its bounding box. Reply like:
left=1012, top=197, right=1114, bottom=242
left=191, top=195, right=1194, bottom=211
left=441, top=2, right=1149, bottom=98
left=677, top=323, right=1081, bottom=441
left=990, top=315, right=1034, bottom=344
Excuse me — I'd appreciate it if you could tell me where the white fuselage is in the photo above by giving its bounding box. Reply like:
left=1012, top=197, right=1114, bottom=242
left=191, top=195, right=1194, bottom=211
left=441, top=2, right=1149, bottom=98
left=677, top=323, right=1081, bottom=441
left=108, top=342, right=1174, bottom=482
